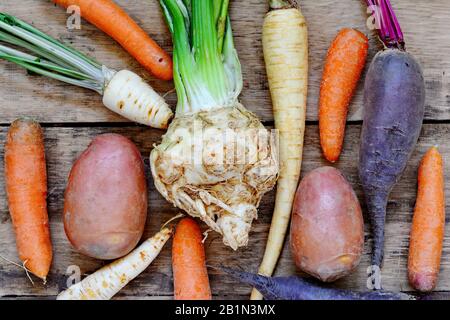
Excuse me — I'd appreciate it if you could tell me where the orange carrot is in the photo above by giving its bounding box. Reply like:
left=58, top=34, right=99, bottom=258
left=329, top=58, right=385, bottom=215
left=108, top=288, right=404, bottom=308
left=319, top=28, right=368, bottom=163
left=53, top=0, right=173, bottom=81
left=172, top=218, right=211, bottom=300
left=4, top=119, right=52, bottom=280
left=408, top=147, right=446, bottom=292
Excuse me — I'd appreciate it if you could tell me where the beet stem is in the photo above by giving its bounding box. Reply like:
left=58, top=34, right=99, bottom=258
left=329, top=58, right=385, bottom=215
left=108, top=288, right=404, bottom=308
left=365, top=0, right=405, bottom=49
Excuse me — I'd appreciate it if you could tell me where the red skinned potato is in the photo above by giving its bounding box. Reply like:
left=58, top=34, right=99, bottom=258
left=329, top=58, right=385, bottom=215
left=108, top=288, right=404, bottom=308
left=64, top=134, right=147, bottom=260
left=290, top=166, right=364, bottom=282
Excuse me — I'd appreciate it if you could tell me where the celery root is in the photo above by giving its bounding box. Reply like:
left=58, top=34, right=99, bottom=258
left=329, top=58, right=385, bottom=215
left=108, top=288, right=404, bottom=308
left=251, top=0, right=308, bottom=300
left=0, top=13, right=173, bottom=129
left=151, top=0, right=279, bottom=250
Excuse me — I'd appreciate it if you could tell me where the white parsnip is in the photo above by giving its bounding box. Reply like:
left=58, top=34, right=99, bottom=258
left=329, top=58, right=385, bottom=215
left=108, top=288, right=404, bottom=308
left=57, top=228, right=172, bottom=300
left=103, top=70, right=173, bottom=129
left=251, top=4, right=308, bottom=300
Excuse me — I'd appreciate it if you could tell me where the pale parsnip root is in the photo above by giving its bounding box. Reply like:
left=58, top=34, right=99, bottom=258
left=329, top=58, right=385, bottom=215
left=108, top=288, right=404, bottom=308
left=103, top=70, right=173, bottom=129
left=251, top=7, right=308, bottom=300
left=57, top=228, right=172, bottom=300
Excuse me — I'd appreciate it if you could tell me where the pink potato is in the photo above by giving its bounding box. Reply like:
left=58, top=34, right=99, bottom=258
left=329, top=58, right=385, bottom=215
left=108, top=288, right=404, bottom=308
left=64, top=134, right=147, bottom=260
left=290, top=166, right=364, bottom=282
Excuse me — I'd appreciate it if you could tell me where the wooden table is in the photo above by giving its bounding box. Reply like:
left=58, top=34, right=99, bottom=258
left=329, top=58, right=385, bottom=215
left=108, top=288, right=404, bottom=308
left=1, top=0, right=450, bottom=300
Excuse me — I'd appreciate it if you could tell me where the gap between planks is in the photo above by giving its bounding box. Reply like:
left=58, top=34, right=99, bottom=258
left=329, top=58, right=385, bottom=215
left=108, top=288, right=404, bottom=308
left=0, top=119, right=449, bottom=128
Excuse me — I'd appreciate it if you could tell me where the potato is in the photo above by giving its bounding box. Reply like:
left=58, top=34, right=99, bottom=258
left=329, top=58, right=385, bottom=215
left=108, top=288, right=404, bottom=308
left=290, top=166, right=364, bottom=282
left=64, top=134, right=147, bottom=260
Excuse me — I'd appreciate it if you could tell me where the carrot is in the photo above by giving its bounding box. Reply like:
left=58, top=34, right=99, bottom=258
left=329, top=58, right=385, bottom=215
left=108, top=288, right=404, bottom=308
left=319, top=28, right=368, bottom=163
left=4, top=119, right=52, bottom=280
left=251, top=0, right=308, bottom=300
left=53, top=0, right=173, bottom=81
left=172, top=218, right=211, bottom=300
left=408, top=147, right=446, bottom=292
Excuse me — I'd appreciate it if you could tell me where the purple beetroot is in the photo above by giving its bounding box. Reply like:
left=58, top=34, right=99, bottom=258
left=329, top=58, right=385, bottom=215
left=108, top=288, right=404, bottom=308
left=359, top=0, right=425, bottom=281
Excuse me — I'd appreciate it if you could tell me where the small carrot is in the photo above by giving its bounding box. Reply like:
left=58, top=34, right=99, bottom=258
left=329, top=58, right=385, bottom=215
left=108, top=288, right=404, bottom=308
left=4, top=119, right=52, bottom=280
left=172, top=218, right=211, bottom=300
left=408, top=147, right=446, bottom=292
left=319, top=28, right=368, bottom=163
left=53, top=0, right=173, bottom=80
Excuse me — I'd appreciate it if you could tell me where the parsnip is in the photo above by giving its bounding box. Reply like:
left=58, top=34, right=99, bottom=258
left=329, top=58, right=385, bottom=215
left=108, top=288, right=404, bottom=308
left=251, top=1, right=308, bottom=300
left=57, top=228, right=172, bottom=300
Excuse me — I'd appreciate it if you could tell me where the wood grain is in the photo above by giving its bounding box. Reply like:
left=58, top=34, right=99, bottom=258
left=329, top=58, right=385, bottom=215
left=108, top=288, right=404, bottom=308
left=0, top=0, right=449, bottom=123
left=1, top=123, right=450, bottom=299
left=1, top=0, right=450, bottom=300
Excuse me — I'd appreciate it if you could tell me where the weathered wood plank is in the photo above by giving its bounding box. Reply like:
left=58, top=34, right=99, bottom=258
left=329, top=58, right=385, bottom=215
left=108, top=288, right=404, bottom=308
left=1, top=123, right=450, bottom=299
left=0, top=0, right=450, bottom=123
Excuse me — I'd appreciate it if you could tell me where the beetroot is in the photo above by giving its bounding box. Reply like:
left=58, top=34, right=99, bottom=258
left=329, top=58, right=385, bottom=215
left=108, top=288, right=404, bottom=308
left=360, top=0, right=425, bottom=279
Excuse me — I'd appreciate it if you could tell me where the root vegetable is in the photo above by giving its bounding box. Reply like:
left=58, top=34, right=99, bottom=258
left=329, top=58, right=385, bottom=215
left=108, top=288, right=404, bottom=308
left=319, top=28, right=368, bottom=163
left=4, top=119, right=52, bottom=280
left=64, top=134, right=147, bottom=260
left=57, top=227, right=172, bottom=300
left=251, top=0, right=308, bottom=300
left=0, top=13, right=173, bottom=129
left=359, top=0, right=425, bottom=280
left=290, top=167, right=364, bottom=282
left=221, top=267, right=414, bottom=300
left=53, top=0, right=173, bottom=81
left=151, top=0, right=278, bottom=250
left=408, top=147, right=446, bottom=292
left=102, top=70, right=170, bottom=127
left=173, top=218, right=211, bottom=300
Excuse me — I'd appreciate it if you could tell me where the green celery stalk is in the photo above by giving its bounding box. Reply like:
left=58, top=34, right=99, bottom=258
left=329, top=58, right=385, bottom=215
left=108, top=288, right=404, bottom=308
left=160, top=0, right=242, bottom=114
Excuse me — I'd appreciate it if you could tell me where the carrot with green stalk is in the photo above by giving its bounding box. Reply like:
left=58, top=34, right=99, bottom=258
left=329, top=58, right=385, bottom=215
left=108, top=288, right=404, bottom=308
left=251, top=0, right=308, bottom=300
